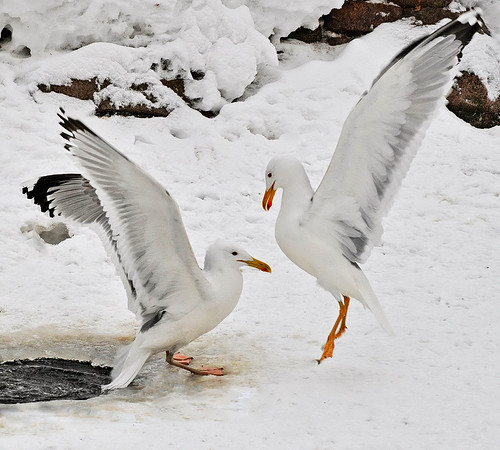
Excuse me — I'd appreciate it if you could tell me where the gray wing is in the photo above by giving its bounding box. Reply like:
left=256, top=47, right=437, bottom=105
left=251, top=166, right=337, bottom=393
left=36, top=110, right=211, bottom=322
left=307, top=10, right=482, bottom=264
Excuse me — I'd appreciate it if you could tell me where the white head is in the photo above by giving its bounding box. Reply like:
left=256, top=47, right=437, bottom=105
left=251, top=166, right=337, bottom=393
left=262, top=156, right=308, bottom=211
left=204, top=240, right=271, bottom=273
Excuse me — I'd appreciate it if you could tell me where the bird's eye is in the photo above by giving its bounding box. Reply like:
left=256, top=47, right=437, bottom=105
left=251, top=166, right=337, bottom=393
left=267, top=172, right=272, bottom=178
left=231, top=251, right=238, bottom=256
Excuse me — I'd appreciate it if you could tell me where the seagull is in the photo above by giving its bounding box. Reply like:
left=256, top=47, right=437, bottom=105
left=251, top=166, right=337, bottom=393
left=262, top=10, right=482, bottom=362
left=23, top=109, right=271, bottom=390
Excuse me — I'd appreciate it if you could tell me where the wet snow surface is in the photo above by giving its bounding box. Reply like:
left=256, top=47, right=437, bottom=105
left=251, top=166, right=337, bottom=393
left=0, top=358, right=111, bottom=404
left=1, top=1, right=500, bottom=448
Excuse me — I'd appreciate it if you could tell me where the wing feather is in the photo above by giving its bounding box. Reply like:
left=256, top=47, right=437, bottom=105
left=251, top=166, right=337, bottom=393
left=55, top=110, right=211, bottom=321
left=308, top=11, right=482, bottom=264
left=23, top=174, right=139, bottom=306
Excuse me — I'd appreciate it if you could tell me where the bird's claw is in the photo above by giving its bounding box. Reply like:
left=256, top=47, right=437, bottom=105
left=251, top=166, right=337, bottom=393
left=172, top=352, right=194, bottom=365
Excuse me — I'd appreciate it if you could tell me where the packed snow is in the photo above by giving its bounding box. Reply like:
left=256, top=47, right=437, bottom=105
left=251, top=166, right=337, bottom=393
left=1, top=1, right=499, bottom=448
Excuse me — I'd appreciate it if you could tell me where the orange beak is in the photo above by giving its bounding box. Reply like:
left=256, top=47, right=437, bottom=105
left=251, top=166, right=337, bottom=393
left=262, top=182, right=276, bottom=211
left=238, top=257, right=272, bottom=273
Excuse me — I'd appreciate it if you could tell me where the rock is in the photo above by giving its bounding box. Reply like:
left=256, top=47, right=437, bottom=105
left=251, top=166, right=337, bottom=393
left=38, top=77, right=187, bottom=118
left=283, top=1, right=498, bottom=129
left=95, top=98, right=173, bottom=118
left=0, top=24, right=31, bottom=58
left=286, top=25, right=325, bottom=45
left=161, top=78, right=186, bottom=99
left=391, top=0, right=451, bottom=7
left=446, top=71, right=500, bottom=129
left=37, top=75, right=221, bottom=118
left=283, top=0, right=457, bottom=46
left=39, top=78, right=102, bottom=101
left=0, top=24, right=13, bottom=45
left=322, top=1, right=403, bottom=37
left=406, top=6, right=456, bottom=25
left=36, top=222, right=71, bottom=245
left=21, top=221, right=71, bottom=245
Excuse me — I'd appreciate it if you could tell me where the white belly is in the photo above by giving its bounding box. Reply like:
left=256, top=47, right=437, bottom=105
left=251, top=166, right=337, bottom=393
left=275, top=215, right=364, bottom=303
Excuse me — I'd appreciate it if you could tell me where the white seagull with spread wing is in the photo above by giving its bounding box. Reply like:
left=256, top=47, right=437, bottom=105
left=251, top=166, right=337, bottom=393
left=24, top=110, right=271, bottom=390
left=262, top=10, right=482, bottom=362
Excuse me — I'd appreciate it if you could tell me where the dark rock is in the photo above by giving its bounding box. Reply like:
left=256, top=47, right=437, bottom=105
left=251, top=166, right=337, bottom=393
left=446, top=71, right=500, bottom=128
left=160, top=58, right=172, bottom=71
left=161, top=77, right=186, bottom=99
left=0, top=24, right=13, bottom=45
left=322, top=1, right=403, bottom=36
left=286, top=26, right=323, bottom=44
left=39, top=78, right=101, bottom=101
left=38, top=77, right=186, bottom=118
left=281, top=0, right=498, bottom=129
left=282, top=0, right=459, bottom=46
left=190, top=69, right=205, bottom=81
left=404, top=6, right=455, bottom=25
left=391, top=0, right=452, bottom=7
left=37, top=74, right=206, bottom=118
left=95, top=98, right=173, bottom=118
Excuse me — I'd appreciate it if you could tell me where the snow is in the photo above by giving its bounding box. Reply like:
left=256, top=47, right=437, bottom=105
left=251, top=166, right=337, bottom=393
left=222, top=0, right=345, bottom=40
left=2, top=0, right=278, bottom=112
left=1, top=1, right=500, bottom=449
left=460, top=32, right=500, bottom=99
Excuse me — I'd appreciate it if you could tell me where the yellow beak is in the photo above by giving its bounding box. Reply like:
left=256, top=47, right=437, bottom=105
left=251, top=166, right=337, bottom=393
left=262, top=182, right=276, bottom=211
left=239, top=257, right=272, bottom=273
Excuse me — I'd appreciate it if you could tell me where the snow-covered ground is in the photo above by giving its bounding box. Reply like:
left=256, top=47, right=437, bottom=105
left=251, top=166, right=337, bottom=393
left=1, top=1, right=500, bottom=448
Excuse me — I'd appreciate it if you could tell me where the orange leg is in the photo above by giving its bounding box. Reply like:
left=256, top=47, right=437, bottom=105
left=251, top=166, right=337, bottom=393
left=317, top=296, right=350, bottom=363
left=334, top=296, right=350, bottom=340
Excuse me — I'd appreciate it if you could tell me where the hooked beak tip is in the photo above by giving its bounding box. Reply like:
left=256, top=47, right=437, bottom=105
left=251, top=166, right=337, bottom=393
left=262, top=183, right=276, bottom=211
left=240, top=257, right=272, bottom=273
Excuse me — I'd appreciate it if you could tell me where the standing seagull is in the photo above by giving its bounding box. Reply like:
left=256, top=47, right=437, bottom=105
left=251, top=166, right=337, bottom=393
left=23, top=109, right=271, bottom=390
left=262, top=10, right=482, bottom=362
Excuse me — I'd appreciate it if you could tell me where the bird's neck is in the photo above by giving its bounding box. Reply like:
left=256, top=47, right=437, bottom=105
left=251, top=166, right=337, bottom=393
left=279, top=174, right=314, bottom=219
left=204, top=267, right=243, bottom=319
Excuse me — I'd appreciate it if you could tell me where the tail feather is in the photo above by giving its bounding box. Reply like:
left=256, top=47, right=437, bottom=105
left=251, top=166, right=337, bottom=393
left=363, top=289, right=394, bottom=336
left=352, top=270, right=394, bottom=335
left=102, top=342, right=151, bottom=391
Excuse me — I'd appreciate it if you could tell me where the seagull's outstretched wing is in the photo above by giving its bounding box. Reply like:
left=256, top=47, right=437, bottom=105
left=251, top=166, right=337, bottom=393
left=24, top=173, right=139, bottom=310
left=308, top=10, right=482, bottom=264
left=51, top=110, right=210, bottom=321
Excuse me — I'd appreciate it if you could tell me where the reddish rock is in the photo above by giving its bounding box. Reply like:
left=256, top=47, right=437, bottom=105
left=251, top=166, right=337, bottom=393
left=161, top=78, right=187, bottom=101
left=38, top=78, right=101, bottom=101
left=322, top=1, right=402, bottom=36
left=283, top=0, right=458, bottom=46
left=446, top=72, right=500, bottom=129
left=391, top=0, right=452, bottom=8
left=406, top=6, right=455, bottom=25
left=95, top=81, right=175, bottom=117
left=37, top=77, right=192, bottom=118
left=95, top=98, right=172, bottom=118
left=282, top=0, right=499, bottom=129
left=286, top=26, right=323, bottom=44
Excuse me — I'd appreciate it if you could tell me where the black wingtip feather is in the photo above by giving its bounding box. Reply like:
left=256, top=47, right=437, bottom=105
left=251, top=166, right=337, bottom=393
left=376, top=9, right=483, bottom=84
left=60, top=131, right=73, bottom=142
left=22, top=174, right=84, bottom=218
left=57, top=108, right=105, bottom=151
